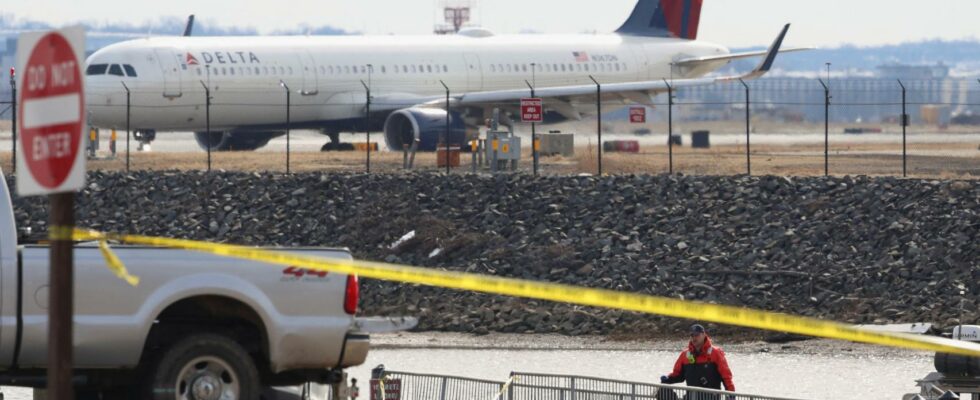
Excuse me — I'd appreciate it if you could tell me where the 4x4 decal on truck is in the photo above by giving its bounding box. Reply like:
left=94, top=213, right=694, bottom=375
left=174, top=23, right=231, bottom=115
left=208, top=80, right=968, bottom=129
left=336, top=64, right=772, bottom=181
left=281, top=266, right=330, bottom=282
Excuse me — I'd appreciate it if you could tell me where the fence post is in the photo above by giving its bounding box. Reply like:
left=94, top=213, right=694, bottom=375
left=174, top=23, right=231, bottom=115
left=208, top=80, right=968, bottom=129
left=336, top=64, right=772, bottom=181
left=739, top=79, right=751, bottom=176
left=663, top=79, right=674, bottom=175
left=589, top=76, right=602, bottom=176
left=361, top=79, right=371, bottom=174
left=441, top=80, right=451, bottom=175
left=10, top=68, right=16, bottom=173
left=121, top=82, right=131, bottom=172
left=898, top=79, right=907, bottom=178
left=818, top=78, right=830, bottom=176
left=200, top=79, right=212, bottom=172
left=526, top=80, right=538, bottom=176
left=280, top=81, right=291, bottom=174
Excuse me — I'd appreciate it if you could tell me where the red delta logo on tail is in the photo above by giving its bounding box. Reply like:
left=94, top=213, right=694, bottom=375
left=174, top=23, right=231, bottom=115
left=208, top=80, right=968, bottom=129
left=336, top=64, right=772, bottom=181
left=656, top=0, right=703, bottom=40
left=186, top=53, right=199, bottom=65
left=616, top=0, right=703, bottom=40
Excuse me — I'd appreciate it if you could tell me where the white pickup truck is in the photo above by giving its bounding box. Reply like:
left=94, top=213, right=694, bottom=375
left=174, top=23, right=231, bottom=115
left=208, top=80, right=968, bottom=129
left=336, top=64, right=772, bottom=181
left=0, top=169, right=369, bottom=399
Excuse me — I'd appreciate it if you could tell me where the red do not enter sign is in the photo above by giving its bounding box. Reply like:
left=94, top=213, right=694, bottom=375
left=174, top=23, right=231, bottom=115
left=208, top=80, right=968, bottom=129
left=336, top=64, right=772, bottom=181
left=16, top=28, right=86, bottom=195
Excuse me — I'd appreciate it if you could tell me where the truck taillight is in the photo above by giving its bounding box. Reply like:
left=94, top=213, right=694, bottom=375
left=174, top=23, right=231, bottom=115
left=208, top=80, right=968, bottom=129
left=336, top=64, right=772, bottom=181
left=344, top=274, right=359, bottom=315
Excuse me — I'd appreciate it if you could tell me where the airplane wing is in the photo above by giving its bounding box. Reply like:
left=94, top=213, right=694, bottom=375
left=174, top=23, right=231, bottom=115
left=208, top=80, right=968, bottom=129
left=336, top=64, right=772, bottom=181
left=372, top=24, right=793, bottom=118
left=673, top=47, right=814, bottom=67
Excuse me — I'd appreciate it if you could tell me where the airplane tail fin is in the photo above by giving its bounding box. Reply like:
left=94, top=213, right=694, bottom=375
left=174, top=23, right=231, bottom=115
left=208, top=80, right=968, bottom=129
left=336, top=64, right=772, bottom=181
left=616, top=0, right=703, bottom=40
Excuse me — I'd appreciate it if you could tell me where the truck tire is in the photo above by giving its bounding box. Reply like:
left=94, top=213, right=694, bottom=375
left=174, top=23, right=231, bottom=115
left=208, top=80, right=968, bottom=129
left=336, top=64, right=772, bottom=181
left=145, top=333, right=260, bottom=400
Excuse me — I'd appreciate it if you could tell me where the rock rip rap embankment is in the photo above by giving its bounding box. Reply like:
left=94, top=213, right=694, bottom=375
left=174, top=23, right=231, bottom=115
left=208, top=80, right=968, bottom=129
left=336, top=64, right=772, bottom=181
left=7, top=172, right=978, bottom=336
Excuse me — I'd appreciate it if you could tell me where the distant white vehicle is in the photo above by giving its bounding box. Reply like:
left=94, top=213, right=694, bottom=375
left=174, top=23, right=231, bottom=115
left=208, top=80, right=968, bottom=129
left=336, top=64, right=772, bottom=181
left=84, top=0, right=805, bottom=152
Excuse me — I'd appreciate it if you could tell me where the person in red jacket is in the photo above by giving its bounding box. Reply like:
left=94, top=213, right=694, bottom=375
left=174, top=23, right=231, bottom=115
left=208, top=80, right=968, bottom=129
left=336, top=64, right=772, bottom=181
left=660, top=324, right=735, bottom=394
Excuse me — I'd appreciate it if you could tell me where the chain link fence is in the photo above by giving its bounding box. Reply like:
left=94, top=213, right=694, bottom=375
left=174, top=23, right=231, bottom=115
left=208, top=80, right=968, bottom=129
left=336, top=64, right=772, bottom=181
left=1, top=78, right=978, bottom=178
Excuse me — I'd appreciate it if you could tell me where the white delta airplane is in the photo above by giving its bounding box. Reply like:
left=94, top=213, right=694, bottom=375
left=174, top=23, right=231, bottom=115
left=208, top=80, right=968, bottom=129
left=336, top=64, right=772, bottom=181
left=85, top=0, right=805, bottom=152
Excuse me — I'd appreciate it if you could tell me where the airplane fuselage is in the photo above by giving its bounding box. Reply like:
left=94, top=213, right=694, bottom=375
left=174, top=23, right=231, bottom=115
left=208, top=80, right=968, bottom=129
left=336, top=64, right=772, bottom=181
left=85, top=33, right=729, bottom=132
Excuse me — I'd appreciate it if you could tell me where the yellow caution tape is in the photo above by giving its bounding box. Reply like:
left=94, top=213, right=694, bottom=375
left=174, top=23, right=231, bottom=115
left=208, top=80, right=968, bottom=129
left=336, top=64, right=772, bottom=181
left=49, top=226, right=141, bottom=287
left=495, top=375, right=519, bottom=400
left=54, top=227, right=980, bottom=357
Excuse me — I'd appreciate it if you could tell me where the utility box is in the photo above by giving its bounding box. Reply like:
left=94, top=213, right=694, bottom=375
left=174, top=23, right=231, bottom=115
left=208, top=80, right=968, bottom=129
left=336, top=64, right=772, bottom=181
left=437, top=146, right=461, bottom=168
left=692, top=131, right=711, bottom=149
left=354, top=142, right=379, bottom=152
left=539, top=133, right=575, bottom=157
left=485, top=131, right=521, bottom=161
left=484, top=131, right=521, bottom=171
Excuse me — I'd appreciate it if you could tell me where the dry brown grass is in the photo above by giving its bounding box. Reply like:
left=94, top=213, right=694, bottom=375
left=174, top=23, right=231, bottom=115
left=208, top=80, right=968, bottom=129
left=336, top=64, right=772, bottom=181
left=0, top=141, right=976, bottom=179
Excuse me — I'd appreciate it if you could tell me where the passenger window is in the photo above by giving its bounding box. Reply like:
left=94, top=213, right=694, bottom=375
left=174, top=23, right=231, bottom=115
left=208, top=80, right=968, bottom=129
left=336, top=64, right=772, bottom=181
left=411, top=65, right=417, bottom=73
left=443, top=65, right=448, bottom=73
left=86, top=64, right=108, bottom=75
left=288, top=67, right=293, bottom=75
left=108, top=64, right=124, bottom=76
left=123, top=64, right=137, bottom=77
left=425, top=65, right=431, bottom=73
left=576, top=64, right=582, bottom=72
left=381, top=66, right=386, bottom=73
left=255, top=67, right=261, bottom=75
left=615, top=63, right=621, bottom=72
left=229, top=68, right=235, bottom=75
left=584, top=64, right=590, bottom=72
left=196, top=69, right=202, bottom=76
left=560, top=64, right=566, bottom=72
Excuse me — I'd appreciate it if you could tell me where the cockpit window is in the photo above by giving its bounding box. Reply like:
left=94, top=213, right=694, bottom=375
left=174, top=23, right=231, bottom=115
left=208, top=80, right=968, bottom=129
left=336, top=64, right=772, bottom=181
left=123, top=64, right=137, bottom=77
left=86, top=64, right=108, bottom=75
left=108, top=64, right=124, bottom=76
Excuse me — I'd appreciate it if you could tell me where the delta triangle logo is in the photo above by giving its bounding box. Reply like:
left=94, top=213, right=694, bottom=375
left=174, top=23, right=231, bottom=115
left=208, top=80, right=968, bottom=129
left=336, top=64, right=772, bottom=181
left=186, top=53, right=200, bottom=66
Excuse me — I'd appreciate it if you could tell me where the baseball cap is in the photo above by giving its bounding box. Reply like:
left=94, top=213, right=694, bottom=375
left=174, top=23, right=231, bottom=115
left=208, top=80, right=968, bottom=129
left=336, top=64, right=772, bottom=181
left=690, top=324, right=706, bottom=335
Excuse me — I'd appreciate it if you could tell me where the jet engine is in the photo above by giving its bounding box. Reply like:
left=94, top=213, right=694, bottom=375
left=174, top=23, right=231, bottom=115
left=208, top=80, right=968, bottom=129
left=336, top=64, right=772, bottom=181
left=194, top=131, right=284, bottom=151
left=383, top=108, right=467, bottom=151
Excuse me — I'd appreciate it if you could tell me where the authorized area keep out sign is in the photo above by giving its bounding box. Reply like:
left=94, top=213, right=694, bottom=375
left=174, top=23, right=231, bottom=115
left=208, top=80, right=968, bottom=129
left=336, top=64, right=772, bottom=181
left=15, top=27, right=86, bottom=196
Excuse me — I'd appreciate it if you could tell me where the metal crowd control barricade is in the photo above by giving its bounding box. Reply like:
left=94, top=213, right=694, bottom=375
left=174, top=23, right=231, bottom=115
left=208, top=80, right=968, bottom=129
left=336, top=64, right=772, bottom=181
left=508, top=372, right=807, bottom=400
left=370, top=367, right=511, bottom=400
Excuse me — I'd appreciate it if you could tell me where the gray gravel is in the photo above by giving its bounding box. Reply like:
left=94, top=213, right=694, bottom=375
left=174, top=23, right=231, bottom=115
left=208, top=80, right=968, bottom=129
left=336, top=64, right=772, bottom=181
left=6, top=171, right=978, bottom=337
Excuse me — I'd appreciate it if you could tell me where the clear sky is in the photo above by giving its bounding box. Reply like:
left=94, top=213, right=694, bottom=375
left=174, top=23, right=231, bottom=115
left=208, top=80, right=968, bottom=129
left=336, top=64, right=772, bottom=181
left=5, top=0, right=979, bottom=47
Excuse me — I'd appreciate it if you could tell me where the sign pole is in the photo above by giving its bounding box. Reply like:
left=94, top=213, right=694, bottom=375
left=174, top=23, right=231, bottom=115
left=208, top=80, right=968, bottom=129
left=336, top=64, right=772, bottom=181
left=16, top=27, right=87, bottom=400
left=525, top=80, right=538, bottom=176
left=48, top=192, right=75, bottom=400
